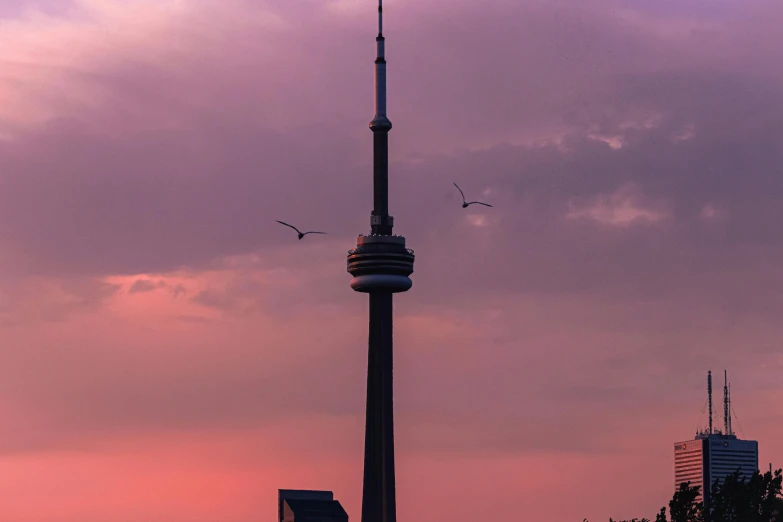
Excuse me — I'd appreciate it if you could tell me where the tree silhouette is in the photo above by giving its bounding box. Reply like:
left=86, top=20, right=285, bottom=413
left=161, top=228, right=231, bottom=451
left=668, top=482, right=704, bottom=522
left=708, top=469, right=782, bottom=522
left=590, top=469, right=782, bottom=522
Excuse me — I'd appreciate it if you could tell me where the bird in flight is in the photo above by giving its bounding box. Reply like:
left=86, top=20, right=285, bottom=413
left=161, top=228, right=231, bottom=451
left=275, top=220, right=327, bottom=240
left=453, top=182, right=493, bottom=208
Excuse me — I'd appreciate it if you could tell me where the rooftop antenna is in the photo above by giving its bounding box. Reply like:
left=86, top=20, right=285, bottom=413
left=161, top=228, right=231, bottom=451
left=708, top=371, right=713, bottom=435
left=728, top=382, right=733, bottom=436
left=723, top=370, right=730, bottom=436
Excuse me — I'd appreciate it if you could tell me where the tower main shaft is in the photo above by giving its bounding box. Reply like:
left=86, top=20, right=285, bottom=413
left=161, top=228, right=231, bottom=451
left=347, top=2, right=414, bottom=522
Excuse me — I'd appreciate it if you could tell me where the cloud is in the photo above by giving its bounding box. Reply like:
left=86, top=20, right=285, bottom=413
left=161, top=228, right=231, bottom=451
left=128, top=279, right=166, bottom=294
left=700, top=202, right=727, bottom=222
left=0, top=0, right=781, bottom=288
left=174, top=314, right=211, bottom=324
left=565, top=183, right=671, bottom=228
left=0, top=276, right=119, bottom=324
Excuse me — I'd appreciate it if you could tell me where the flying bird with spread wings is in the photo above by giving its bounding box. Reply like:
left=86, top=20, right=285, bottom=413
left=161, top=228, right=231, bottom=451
left=453, top=182, right=493, bottom=208
left=275, top=220, right=327, bottom=240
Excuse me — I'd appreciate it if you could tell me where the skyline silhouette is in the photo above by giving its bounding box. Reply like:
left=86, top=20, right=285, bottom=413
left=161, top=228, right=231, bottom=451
left=1, top=1, right=782, bottom=521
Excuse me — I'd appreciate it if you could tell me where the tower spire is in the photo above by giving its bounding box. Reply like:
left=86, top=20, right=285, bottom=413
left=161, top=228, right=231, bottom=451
left=370, top=0, right=392, bottom=234
left=372, top=0, right=389, bottom=132
left=378, top=0, right=383, bottom=36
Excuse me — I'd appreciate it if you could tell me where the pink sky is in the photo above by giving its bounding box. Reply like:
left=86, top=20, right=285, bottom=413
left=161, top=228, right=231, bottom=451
left=1, top=1, right=782, bottom=521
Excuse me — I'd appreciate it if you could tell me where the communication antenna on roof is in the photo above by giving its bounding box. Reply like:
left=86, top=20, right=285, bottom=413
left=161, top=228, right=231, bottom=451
left=723, top=370, right=731, bottom=436
left=708, top=371, right=713, bottom=435
left=728, top=382, right=733, bottom=436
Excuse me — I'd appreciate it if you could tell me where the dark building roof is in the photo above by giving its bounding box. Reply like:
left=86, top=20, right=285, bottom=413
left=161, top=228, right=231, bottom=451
left=278, top=489, right=335, bottom=522
left=282, top=499, right=348, bottom=522
left=279, top=490, right=334, bottom=502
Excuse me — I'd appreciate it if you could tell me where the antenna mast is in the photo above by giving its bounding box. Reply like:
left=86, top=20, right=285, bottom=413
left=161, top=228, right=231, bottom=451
left=728, top=382, right=733, bottom=436
left=378, top=0, right=383, bottom=36
left=708, top=371, right=713, bottom=435
left=369, top=0, right=392, bottom=234
left=723, top=370, right=730, bottom=436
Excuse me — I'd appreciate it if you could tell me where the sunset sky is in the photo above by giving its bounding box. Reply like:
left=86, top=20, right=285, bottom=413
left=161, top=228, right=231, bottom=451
left=1, top=0, right=782, bottom=521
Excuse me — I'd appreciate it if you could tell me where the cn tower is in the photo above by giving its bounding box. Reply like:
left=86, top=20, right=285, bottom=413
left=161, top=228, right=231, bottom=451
left=346, top=1, right=414, bottom=521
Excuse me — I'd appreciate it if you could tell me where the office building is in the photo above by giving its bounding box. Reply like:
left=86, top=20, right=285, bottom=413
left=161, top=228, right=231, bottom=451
left=673, top=371, right=759, bottom=507
left=278, top=490, right=348, bottom=522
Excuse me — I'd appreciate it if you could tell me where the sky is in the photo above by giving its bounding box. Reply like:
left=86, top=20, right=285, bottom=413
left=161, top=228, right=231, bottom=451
left=0, top=0, right=782, bottom=521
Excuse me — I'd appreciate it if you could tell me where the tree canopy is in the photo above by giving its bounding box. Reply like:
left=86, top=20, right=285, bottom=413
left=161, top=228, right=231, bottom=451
left=590, top=469, right=783, bottom=522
